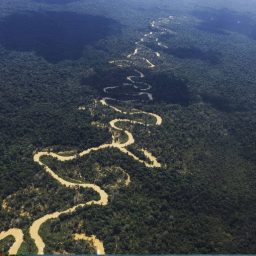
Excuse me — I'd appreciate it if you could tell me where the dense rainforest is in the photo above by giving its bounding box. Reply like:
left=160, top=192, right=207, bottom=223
left=1, top=0, right=256, bottom=254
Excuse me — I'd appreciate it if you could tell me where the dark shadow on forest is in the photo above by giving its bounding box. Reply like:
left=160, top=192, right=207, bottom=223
left=191, top=8, right=256, bottom=40
left=82, top=68, right=133, bottom=95
left=0, top=11, right=122, bottom=63
left=144, top=42, right=221, bottom=65
left=82, top=68, right=151, bottom=102
left=82, top=69, right=191, bottom=106
left=166, top=47, right=222, bottom=65
left=159, top=33, right=176, bottom=41
left=148, top=73, right=191, bottom=106
left=202, top=93, right=247, bottom=112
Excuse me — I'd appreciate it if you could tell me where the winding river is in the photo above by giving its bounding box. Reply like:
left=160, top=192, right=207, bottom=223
left=0, top=16, right=174, bottom=255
